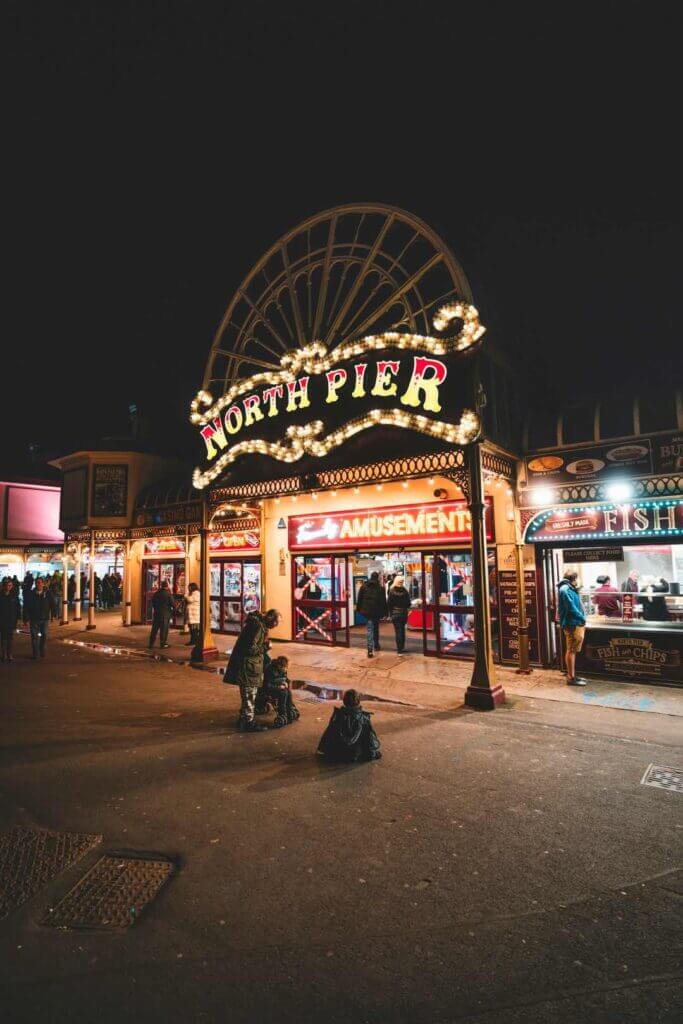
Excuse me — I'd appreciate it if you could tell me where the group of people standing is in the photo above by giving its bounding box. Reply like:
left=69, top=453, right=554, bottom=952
left=0, top=574, right=53, bottom=661
left=355, top=571, right=412, bottom=658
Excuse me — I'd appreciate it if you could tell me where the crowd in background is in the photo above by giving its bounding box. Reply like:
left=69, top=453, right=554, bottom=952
left=0, top=569, right=123, bottom=622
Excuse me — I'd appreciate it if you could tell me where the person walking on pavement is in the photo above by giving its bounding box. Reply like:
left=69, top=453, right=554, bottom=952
left=185, top=582, right=201, bottom=653
left=387, top=574, right=411, bottom=654
left=557, top=571, right=587, bottom=686
left=148, top=580, right=175, bottom=649
left=21, top=572, right=34, bottom=624
left=1, top=578, right=19, bottom=662
left=355, top=571, right=387, bottom=658
left=224, top=608, right=281, bottom=731
left=26, top=577, right=51, bottom=659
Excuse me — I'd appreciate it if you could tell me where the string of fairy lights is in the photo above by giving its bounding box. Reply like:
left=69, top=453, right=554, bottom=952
left=191, top=302, right=485, bottom=490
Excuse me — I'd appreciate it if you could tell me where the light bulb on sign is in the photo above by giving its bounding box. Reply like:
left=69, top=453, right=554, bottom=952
left=605, top=481, right=633, bottom=502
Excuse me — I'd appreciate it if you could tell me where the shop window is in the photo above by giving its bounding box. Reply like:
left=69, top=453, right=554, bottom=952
left=638, top=391, right=678, bottom=435
left=599, top=395, right=635, bottom=439
left=562, top=401, right=595, bottom=445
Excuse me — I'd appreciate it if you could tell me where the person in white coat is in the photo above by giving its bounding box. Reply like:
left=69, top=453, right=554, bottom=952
left=185, top=582, right=201, bottom=652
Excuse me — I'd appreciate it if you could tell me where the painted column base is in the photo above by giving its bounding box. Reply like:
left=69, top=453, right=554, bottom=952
left=86, top=624, right=97, bottom=631
left=464, top=683, right=506, bottom=710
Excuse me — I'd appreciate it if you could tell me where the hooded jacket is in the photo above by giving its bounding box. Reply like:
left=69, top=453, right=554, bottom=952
left=557, top=579, right=586, bottom=628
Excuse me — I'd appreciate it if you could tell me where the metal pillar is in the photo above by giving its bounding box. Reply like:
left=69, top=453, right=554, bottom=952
left=198, top=500, right=219, bottom=661
left=74, top=547, right=82, bottom=621
left=123, top=539, right=132, bottom=626
left=86, top=533, right=96, bottom=630
left=182, top=528, right=190, bottom=633
left=60, top=547, right=69, bottom=625
left=514, top=506, right=532, bottom=674
left=464, top=442, right=506, bottom=709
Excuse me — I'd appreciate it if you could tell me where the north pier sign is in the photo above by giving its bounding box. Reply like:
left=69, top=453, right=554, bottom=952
left=190, top=303, right=484, bottom=489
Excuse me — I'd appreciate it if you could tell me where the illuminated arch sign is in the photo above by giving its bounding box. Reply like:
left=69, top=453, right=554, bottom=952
left=190, top=304, right=484, bottom=489
left=523, top=499, right=683, bottom=543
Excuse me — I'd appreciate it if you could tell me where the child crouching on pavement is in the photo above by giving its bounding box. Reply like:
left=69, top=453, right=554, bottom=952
left=255, top=653, right=300, bottom=728
left=317, top=689, right=381, bottom=762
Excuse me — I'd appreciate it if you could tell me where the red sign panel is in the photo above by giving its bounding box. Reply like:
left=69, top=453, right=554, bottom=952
left=288, top=499, right=493, bottom=551
left=144, top=538, right=185, bottom=556
left=209, top=530, right=260, bottom=555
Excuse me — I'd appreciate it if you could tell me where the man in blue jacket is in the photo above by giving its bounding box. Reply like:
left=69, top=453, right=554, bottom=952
left=557, top=571, right=587, bottom=686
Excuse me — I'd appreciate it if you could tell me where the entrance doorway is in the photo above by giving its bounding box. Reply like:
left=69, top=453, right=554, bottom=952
left=291, top=549, right=499, bottom=658
left=210, top=558, right=262, bottom=634
left=143, top=560, right=186, bottom=626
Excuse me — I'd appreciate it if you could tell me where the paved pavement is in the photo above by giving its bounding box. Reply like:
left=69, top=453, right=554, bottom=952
left=0, top=629, right=682, bottom=1022
left=54, top=612, right=683, bottom=717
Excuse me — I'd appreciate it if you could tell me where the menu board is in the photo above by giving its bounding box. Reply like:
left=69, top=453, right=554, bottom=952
left=499, top=569, right=540, bottom=665
left=526, top=441, right=652, bottom=485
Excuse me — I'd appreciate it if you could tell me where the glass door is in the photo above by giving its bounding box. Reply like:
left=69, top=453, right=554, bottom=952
left=292, top=554, right=350, bottom=646
left=209, top=558, right=263, bottom=634
left=144, top=560, right=185, bottom=626
left=422, top=550, right=499, bottom=659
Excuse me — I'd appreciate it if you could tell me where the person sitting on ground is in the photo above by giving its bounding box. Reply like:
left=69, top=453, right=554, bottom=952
left=317, top=689, right=381, bottom=763
left=255, top=652, right=300, bottom=728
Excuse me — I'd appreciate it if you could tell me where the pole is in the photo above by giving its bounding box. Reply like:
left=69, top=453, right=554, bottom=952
left=258, top=502, right=266, bottom=614
left=124, top=539, right=132, bottom=626
left=514, top=506, right=532, bottom=674
left=198, top=498, right=219, bottom=661
left=464, top=442, right=506, bottom=710
left=60, top=546, right=69, bottom=625
left=74, top=546, right=82, bottom=621
left=182, top=527, right=190, bottom=633
left=86, top=532, right=96, bottom=630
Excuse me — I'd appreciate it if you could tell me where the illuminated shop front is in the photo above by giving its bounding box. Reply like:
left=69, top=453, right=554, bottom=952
left=524, top=498, right=683, bottom=685
left=287, top=496, right=499, bottom=657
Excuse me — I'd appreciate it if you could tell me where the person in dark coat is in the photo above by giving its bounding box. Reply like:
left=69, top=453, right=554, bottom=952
left=317, top=689, right=381, bottom=763
left=224, top=608, right=281, bottom=731
left=255, top=653, right=300, bottom=727
left=355, top=571, right=388, bottom=658
left=67, top=574, right=76, bottom=607
left=387, top=574, right=411, bottom=654
left=21, top=572, right=34, bottom=624
left=26, top=577, right=51, bottom=659
left=49, top=577, right=61, bottom=621
left=641, top=578, right=671, bottom=621
left=1, top=578, right=19, bottom=662
left=621, top=570, right=640, bottom=593
left=148, top=580, right=175, bottom=648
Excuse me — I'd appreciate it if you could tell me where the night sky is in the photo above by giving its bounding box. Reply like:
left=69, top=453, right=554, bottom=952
left=4, top=2, right=680, bottom=470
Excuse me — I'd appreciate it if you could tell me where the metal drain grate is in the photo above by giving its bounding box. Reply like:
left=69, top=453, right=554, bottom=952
left=0, top=826, right=102, bottom=920
left=42, top=853, right=174, bottom=929
left=640, top=764, right=683, bottom=794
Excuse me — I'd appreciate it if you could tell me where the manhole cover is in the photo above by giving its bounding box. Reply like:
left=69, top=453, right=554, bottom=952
left=42, top=853, right=174, bottom=929
left=0, top=826, right=102, bottom=920
left=640, top=764, right=683, bottom=794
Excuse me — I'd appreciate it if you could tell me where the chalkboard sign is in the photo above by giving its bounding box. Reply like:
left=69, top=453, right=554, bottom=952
left=499, top=569, right=541, bottom=665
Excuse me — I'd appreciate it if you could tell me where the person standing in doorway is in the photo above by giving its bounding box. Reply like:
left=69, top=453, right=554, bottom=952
left=557, top=571, right=587, bottom=686
left=185, top=582, right=201, bottom=654
left=224, top=608, right=281, bottom=731
left=0, top=578, right=19, bottom=662
left=26, top=577, right=51, bottom=659
left=148, top=580, right=175, bottom=649
left=387, top=574, right=411, bottom=654
left=356, top=571, right=388, bottom=659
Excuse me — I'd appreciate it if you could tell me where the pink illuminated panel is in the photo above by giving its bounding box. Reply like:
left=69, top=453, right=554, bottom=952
left=6, top=486, right=64, bottom=542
